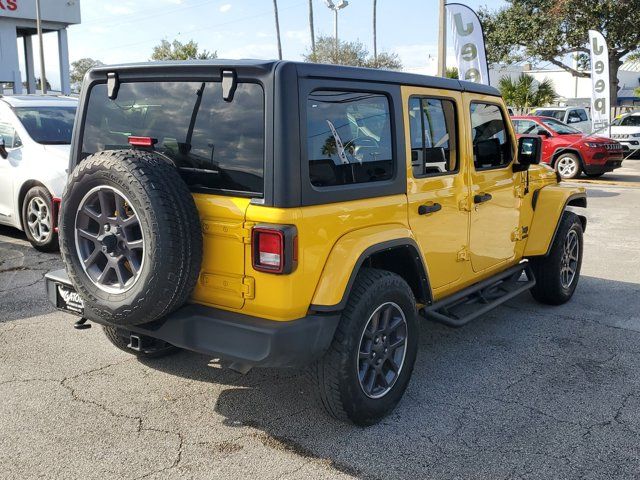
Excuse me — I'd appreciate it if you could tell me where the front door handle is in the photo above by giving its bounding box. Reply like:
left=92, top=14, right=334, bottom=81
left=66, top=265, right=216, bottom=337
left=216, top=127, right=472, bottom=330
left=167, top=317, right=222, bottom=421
left=418, top=203, right=442, bottom=215
left=473, top=193, right=493, bottom=204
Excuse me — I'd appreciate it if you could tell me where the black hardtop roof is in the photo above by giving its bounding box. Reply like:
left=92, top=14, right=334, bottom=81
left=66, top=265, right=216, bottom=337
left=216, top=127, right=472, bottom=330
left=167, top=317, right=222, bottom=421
left=90, top=59, right=501, bottom=97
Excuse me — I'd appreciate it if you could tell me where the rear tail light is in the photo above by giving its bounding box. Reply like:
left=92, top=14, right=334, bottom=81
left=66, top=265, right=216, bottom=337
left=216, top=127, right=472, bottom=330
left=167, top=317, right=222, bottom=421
left=252, top=225, right=298, bottom=274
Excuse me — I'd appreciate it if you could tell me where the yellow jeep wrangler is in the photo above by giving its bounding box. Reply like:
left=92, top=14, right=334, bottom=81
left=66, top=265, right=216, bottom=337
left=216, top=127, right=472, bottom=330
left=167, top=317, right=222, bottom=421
left=46, top=61, right=586, bottom=425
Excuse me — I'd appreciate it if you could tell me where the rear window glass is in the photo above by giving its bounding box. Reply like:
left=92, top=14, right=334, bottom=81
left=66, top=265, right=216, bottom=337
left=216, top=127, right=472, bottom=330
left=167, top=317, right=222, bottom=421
left=15, top=106, right=76, bottom=145
left=82, top=81, right=265, bottom=195
left=306, top=90, right=394, bottom=187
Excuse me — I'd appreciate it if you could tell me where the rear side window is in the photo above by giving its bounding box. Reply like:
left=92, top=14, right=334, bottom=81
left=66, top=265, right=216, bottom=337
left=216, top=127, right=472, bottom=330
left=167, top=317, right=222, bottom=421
left=470, top=103, right=513, bottom=170
left=82, top=81, right=265, bottom=195
left=408, top=97, right=457, bottom=177
left=306, top=90, right=394, bottom=187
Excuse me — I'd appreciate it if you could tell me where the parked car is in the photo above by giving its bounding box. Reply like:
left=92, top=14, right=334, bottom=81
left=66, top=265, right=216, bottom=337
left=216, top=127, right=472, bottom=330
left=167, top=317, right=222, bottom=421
left=45, top=61, right=586, bottom=425
left=0, top=95, right=77, bottom=250
left=531, top=106, right=592, bottom=134
left=512, top=115, right=623, bottom=179
left=610, top=112, right=640, bottom=157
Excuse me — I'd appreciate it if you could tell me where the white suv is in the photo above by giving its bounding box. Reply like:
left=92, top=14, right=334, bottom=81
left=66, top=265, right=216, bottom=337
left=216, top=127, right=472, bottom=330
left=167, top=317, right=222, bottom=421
left=531, top=107, right=592, bottom=134
left=0, top=95, right=77, bottom=251
left=611, top=112, right=640, bottom=157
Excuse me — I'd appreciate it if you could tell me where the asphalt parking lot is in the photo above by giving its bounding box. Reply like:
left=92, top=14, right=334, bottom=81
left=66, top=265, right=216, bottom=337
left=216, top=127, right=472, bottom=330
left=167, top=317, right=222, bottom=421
left=1, top=161, right=640, bottom=480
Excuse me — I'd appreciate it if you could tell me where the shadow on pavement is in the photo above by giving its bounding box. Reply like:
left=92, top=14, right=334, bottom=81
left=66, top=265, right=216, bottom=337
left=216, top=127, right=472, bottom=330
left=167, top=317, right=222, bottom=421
left=137, top=274, right=640, bottom=479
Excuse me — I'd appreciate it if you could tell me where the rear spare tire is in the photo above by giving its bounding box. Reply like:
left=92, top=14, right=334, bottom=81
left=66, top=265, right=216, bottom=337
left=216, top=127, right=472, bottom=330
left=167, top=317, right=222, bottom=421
left=59, top=150, right=202, bottom=326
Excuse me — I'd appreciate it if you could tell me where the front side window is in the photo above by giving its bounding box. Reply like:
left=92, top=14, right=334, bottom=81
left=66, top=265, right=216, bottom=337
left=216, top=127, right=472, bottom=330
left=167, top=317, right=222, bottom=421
left=14, top=106, right=76, bottom=145
left=408, top=97, right=457, bottom=177
left=307, top=90, right=393, bottom=187
left=540, top=118, right=581, bottom=135
left=470, top=103, right=513, bottom=170
left=83, top=81, right=265, bottom=195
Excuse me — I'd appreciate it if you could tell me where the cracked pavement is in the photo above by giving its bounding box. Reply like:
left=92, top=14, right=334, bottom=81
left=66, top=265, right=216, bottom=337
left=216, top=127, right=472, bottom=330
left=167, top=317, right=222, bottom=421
left=1, top=161, right=640, bottom=479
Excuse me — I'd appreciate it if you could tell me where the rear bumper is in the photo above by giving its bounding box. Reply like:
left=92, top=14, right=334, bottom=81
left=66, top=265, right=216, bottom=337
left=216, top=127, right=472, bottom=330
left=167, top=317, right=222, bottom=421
left=45, top=269, right=340, bottom=368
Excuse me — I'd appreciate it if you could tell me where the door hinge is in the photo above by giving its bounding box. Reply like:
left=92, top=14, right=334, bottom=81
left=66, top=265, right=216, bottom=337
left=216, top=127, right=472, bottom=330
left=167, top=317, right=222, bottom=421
left=511, top=226, right=529, bottom=242
left=242, top=277, right=255, bottom=299
left=201, top=220, right=254, bottom=243
left=515, top=185, right=526, bottom=198
left=456, top=247, right=470, bottom=262
left=458, top=198, right=471, bottom=212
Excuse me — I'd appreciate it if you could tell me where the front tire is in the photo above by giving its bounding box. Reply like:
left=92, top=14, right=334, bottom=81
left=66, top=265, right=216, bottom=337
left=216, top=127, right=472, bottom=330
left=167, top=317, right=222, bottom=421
left=310, top=268, right=418, bottom=426
left=529, top=211, right=583, bottom=305
left=555, top=153, right=581, bottom=179
left=22, top=186, right=59, bottom=252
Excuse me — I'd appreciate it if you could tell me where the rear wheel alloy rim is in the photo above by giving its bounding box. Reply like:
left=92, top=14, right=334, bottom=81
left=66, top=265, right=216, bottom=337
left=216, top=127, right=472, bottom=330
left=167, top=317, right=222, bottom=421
left=557, top=156, right=578, bottom=177
left=27, top=196, right=51, bottom=242
left=560, top=229, right=579, bottom=289
left=74, top=186, right=145, bottom=293
left=357, top=302, right=408, bottom=399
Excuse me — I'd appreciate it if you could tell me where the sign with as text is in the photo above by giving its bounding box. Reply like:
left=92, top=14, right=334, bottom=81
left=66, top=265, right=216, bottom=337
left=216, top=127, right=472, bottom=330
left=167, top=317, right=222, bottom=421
left=446, top=3, right=490, bottom=85
left=589, top=30, right=610, bottom=136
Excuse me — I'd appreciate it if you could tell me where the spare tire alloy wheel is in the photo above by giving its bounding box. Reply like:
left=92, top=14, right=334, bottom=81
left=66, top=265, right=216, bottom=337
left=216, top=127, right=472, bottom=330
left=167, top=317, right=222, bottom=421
left=357, top=302, right=408, bottom=399
left=75, top=186, right=144, bottom=293
left=26, top=195, right=52, bottom=244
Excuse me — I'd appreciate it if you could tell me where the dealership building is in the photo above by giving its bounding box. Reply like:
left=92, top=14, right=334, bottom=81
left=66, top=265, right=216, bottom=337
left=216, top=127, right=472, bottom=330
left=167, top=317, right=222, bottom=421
left=0, top=0, right=80, bottom=94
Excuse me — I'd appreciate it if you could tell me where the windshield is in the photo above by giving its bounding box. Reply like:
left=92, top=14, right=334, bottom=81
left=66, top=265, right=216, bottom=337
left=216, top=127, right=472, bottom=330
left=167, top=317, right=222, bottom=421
left=612, top=115, right=640, bottom=127
left=540, top=118, right=581, bottom=135
left=14, top=106, right=76, bottom=144
left=534, top=109, right=565, bottom=121
left=82, top=81, right=265, bottom=195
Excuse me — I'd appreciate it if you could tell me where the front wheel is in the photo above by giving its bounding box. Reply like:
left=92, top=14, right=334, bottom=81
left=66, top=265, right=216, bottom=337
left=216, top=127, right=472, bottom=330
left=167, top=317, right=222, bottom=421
left=309, top=268, right=418, bottom=426
left=529, top=211, right=584, bottom=305
left=555, top=153, right=581, bottom=179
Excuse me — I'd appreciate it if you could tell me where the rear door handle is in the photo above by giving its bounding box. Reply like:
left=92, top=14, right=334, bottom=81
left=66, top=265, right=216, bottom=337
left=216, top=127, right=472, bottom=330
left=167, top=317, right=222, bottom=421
left=473, top=193, right=492, bottom=204
left=418, top=203, right=442, bottom=215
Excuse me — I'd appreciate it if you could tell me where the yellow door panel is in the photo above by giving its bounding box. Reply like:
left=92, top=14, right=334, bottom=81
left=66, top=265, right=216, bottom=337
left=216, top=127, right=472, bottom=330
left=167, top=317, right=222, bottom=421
left=464, top=94, right=520, bottom=273
left=401, top=86, right=470, bottom=290
left=191, top=194, right=250, bottom=309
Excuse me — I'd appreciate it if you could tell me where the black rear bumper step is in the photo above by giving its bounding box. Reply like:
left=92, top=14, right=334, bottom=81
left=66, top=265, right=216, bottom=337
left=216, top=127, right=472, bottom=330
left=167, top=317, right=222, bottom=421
left=421, top=263, right=535, bottom=328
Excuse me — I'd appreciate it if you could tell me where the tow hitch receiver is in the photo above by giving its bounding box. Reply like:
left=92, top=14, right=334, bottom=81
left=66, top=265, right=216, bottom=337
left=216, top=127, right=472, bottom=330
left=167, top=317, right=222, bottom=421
left=127, top=334, right=174, bottom=356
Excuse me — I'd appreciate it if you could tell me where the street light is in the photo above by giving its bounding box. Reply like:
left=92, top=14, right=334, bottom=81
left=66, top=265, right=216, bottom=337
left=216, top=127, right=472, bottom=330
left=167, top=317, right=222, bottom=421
left=324, top=0, right=349, bottom=53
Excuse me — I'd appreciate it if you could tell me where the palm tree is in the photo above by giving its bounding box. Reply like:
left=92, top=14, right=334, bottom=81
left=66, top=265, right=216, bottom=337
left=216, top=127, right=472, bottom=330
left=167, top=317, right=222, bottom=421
left=309, top=0, right=316, bottom=57
left=372, top=0, right=378, bottom=67
left=498, top=73, right=558, bottom=109
left=273, top=0, right=283, bottom=60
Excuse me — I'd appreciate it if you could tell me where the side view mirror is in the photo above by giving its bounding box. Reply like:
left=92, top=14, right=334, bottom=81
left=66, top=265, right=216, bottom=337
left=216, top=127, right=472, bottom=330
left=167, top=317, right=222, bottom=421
left=513, top=135, right=541, bottom=172
left=0, top=139, right=8, bottom=159
left=537, top=129, right=550, bottom=137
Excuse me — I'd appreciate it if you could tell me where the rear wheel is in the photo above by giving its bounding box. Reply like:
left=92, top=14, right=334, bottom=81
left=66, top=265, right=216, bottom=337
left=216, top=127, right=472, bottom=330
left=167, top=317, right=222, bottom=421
left=22, top=186, right=58, bottom=252
left=310, top=268, right=418, bottom=426
left=555, top=153, right=581, bottom=179
left=529, top=211, right=583, bottom=305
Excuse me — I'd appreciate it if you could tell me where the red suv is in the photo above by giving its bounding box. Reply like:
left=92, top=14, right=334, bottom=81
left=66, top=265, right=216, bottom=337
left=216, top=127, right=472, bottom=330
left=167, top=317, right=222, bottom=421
left=512, top=116, right=624, bottom=179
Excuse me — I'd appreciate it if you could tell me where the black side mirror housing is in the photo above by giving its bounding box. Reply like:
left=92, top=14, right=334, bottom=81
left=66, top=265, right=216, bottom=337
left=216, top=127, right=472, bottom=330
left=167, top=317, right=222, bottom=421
left=537, top=129, right=550, bottom=137
left=513, top=135, right=542, bottom=172
left=0, top=139, right=8, bottom=159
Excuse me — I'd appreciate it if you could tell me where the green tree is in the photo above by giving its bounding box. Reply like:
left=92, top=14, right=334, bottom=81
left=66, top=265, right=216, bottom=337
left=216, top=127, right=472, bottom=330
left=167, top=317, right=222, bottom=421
left=70, top=58, right=104, bottom=85
left=498, top=73, right=558, bottom=108
left=304, top=35, right=401, bottom=70
left=150, top=39, right=217, bottom=61
left=479, top=0, right=640, bottom=105
left=445, top=67, right=459, bottom=79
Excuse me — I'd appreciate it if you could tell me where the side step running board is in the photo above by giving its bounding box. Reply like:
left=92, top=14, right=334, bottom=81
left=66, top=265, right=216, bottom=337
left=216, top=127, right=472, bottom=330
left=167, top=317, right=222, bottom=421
left=421, top=263, right=536, bottom=328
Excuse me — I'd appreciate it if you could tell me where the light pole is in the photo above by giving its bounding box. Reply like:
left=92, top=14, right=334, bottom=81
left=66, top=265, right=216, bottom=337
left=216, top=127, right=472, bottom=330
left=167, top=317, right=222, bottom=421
left=36, top=0, right=47, bottom=94
left=437, top=0, right=446, bottom=77
left=324, top=0, right=349, bottom=55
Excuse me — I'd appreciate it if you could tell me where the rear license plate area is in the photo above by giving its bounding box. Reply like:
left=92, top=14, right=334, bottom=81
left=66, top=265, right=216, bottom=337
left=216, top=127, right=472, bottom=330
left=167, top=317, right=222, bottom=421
left=55, top=283, right=84, bottom=315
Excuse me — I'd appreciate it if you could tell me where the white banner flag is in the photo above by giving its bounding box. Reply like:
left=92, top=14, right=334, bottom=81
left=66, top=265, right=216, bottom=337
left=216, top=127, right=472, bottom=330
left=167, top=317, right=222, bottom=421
left=446, top=3, right=490, bottom=85
left=589, top=30, right=611, bottom=136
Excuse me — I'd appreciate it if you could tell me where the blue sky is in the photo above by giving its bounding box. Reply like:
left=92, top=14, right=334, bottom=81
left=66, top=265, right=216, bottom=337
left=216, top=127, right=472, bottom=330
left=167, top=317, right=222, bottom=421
left=35, top=0, right=508, bottom=89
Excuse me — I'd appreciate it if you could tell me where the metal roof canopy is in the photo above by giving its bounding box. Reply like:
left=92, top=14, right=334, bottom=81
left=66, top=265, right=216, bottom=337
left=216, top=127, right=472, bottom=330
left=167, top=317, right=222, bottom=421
left=0, top=0, right=81, bottom=94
